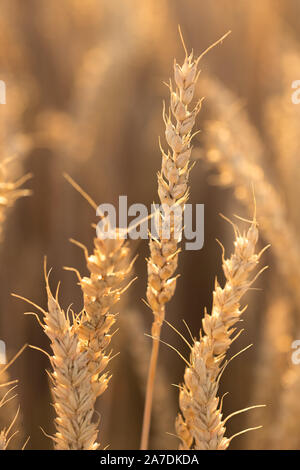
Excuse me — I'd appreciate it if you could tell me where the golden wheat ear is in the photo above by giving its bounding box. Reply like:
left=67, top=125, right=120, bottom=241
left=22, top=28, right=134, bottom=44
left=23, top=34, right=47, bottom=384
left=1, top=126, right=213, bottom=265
left=14, top=265, right=99, bottom=450
left=64, top=174, right=135, bottom=403
left=141, top=31, right=231, bottom=451
left=176, top=215, right=267, bottom=450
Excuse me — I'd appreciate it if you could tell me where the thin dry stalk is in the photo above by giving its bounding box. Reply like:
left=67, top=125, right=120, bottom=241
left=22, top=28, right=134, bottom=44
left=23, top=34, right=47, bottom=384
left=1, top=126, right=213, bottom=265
left=176, top=216, right=266, bottom=450
left=120, top=310, right=177, bottom=449
left=141, top=32, right=230, bottom=450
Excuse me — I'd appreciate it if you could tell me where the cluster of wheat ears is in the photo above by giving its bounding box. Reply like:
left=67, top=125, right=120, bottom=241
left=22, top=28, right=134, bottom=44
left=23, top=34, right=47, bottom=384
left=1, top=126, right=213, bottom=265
left=0, top=31, right=270, bottom=451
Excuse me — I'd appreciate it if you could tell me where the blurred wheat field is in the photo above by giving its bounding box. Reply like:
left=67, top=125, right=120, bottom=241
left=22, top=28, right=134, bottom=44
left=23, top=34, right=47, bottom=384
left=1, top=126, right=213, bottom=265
left=0, top=0, right=300, bottom=450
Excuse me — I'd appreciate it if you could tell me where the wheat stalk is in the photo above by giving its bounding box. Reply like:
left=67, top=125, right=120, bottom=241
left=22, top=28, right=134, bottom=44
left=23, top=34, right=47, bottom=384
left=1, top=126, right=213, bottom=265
left=120, top=310, right=176, bottom=449
left=176, top=215, right=267, bottom=450
left=141, top=31, right=231, bottom=450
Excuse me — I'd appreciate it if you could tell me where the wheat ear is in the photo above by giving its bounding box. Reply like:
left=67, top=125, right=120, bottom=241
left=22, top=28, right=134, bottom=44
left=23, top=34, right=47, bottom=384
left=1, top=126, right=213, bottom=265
left=45, top=273, right=99, bottom=449
left=141, top=31, right=230, bottom=450
left=176, top=216, right=267, bottom=450
left=15, top=267, right=99, bottom=450
left=64, top=174, right=134, bottom=402
left=73, top=232, right=134, bottom=400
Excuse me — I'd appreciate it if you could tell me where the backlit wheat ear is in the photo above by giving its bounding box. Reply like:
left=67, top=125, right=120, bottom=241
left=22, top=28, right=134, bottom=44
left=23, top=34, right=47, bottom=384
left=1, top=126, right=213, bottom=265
left=176, top=216, right=267, bottom=450
left=15, top=267, right=99, bottom=450
left=45, top=272, right=99, bottom=450
left=141, top=30, right=231, bottom=450
left=73, top=232, right=134, bottom=400
left=64, top=174, right=135, bottom=403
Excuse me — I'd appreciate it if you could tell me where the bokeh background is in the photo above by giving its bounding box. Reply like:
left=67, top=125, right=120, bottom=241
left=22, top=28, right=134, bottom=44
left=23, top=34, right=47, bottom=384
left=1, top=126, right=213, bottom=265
left=0, top=0, right=300, bottom=450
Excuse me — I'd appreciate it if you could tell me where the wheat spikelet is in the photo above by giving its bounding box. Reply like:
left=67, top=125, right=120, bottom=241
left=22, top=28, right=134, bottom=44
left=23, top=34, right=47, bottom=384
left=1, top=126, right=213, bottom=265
left=176, top=216, right=266, bottom=450
left=141, top=31, right=231, bottom=450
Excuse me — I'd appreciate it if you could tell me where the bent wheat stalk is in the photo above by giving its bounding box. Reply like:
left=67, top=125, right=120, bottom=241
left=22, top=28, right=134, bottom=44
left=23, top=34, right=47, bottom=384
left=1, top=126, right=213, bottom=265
left=176, top=216, right=267, bottom=450
left=141, top=31, right=231, bottom=450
